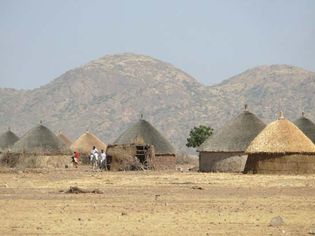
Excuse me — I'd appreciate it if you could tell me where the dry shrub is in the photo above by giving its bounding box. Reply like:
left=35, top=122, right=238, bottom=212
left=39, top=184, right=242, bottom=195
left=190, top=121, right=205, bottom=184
left=110, top=154, right=144, bottom=171
left=0, top=153, right=20, bottom=167
left=0, top=153, right=71, bottom=169
left=176, top=152, right=198, bottom=165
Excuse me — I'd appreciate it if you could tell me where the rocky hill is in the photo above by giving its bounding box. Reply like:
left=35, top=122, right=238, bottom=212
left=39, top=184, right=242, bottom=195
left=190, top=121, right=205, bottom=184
left=1, top=53, right=315, bottom=153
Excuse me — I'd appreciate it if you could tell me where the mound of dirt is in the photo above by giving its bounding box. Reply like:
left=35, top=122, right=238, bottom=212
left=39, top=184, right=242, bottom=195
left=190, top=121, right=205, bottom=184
left=65, top=186, right=103, bottom=194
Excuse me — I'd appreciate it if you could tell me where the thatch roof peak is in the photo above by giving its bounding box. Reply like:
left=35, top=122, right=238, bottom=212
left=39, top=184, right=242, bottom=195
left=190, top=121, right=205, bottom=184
left=57, top=132, right=72, bottom=148
left=198, top=110, right=266, bottom=152
left=70, top=131, right=107, bottom=154
left=294, top=115, right=315, bottom=143
left=244, top=104, right=248, bottom=111
left=278, top=111, right=285, bottom=120
left=114, top=119, right=176, bottom=154
left=11, top=124, right=68, bottom=155
left=246, top=118, right=315, bottom=154
left=0, top=129, right=19, bottom=151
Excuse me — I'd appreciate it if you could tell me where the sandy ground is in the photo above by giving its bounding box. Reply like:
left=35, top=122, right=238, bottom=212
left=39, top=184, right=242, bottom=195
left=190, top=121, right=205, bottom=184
left=0, top=166, right=314, bottom=236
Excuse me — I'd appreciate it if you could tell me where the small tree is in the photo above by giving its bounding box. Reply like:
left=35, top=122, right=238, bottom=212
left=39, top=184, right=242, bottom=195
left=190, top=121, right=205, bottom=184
left=186, top=125, right=213, bottom=148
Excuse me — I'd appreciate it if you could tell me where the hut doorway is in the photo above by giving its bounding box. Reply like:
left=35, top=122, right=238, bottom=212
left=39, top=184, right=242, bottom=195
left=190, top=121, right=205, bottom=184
left=135, top=145, right=148, bottom=165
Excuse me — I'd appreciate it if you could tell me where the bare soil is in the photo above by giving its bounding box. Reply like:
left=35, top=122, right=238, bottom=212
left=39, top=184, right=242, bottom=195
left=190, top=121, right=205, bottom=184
left=0, top=166, right=314, bottom=235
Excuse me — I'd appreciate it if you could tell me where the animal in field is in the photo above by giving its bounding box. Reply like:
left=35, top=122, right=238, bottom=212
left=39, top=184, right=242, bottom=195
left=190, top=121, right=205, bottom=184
left=90, top=153, right=99, bottom=170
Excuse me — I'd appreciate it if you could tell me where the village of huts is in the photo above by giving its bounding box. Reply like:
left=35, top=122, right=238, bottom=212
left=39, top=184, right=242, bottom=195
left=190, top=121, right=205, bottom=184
left=1, top=108, right=315, bottom=174
left=0, top=121, right=70, bottom=168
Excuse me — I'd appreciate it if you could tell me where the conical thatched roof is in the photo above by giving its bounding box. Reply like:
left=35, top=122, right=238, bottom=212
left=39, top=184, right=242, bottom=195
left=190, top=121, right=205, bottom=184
left=70, top=131, right=107, bottom=154
left=246, top=116, right=315, bottom=154
left=198, top=110, right=266, bottom=152
left=11, top=125, right=68, bottom=155
left=114, top=119, right=176, bottom=154
left=57, top=132, right=72, bottom=147
left=0, top=129, right=19, bottom=151
left=294, top=113, right=315, bottom=143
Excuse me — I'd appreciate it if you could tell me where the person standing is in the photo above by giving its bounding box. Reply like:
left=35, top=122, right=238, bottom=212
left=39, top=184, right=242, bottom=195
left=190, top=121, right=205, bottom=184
left=72, top=151, right=80, bottom=168
left=100, top=149, right=107, bottom=171
left=90, top=146, right=99, bottom=170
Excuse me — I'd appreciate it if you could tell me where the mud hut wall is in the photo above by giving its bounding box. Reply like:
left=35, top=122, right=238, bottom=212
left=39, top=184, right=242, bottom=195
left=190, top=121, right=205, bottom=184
left=106, top=144, right=137, bottom=159
left=144, top=145, right=155, bottom=168
left=244, top=153, right=315, bottom=174
left=199, top=151, right=247, bottom=172
left=149, top=154, right=176, bottom=170
left=1, top=153, right=70, bottom=168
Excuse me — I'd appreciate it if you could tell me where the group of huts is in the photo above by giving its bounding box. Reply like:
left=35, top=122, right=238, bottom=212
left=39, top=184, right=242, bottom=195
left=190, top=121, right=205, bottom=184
left=0, top=118, right=176, bottom=170
left=198, top=107, right=315, bottom=174
left=1, top=106, right=315, bottom=174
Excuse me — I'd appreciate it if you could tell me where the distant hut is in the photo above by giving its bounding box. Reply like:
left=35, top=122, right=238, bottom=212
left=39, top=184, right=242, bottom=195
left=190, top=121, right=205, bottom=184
left=57, top=131, right=72, bottom=148
left=0, top=128, right=19, bottom=152
left=112, top=117, right=176, bottom=170
left=198, top=105, right=266, bottom=172
left=244, top=112, right=315, bottom=174
left=70, top=130, right=107, bottom=158
left=294, top=112, right=315, bottom=143
left=11, top=123, right=68, bottom=155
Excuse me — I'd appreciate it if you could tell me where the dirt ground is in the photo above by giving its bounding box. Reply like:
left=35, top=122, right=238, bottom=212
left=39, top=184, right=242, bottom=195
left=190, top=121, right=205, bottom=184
left=0, top=166, right=314, bottom=235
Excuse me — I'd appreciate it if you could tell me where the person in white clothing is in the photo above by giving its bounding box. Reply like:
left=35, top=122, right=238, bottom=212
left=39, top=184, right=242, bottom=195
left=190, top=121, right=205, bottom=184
left=100, top=149, right=107, bottom=170
left=90, top=146, right=98, bottom=161
left=90, top=146, right=99, bottom=170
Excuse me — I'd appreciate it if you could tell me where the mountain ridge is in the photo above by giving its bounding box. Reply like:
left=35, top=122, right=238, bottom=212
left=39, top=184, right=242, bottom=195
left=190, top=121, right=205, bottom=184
left=1, top=53, right=315, bottom=153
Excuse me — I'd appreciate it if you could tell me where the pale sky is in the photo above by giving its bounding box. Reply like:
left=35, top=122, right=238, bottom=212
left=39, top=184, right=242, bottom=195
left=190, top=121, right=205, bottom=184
left=1, top=0, right=315, bottom=89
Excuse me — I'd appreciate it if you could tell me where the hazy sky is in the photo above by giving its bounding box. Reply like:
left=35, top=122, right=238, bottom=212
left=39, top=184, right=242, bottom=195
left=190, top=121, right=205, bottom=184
left=1, top=0, right=315, bottom=89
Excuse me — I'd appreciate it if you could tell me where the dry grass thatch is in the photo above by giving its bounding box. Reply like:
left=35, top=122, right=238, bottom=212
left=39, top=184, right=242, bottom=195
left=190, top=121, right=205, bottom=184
left=110, top=154, right=144, bottom=171
left=0, top=153, right=71, bottom=169
left=294, top=114, right=315, bottom=144
left=0, top=129, right=19, bottom=152
left=57, top=132, right=72, bottom=147
left=11, top=125, right=69, bottom=155
left=198, top=110, right=265, bottom=152
left=70, top=131, right=107, bottom=154
left=246, top=118, right=315, bottom=154
left=114, top=119, right=175, bottom=155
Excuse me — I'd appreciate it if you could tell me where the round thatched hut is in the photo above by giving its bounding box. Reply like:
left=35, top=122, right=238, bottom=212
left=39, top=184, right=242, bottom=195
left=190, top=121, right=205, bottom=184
left=70, top=130, right=107, bottom=155
left=113, top=118, right=176, bottom=170
left=244, top=113, right=315, bottom=174
left=11, top=124, right=68, bottom=155
left=198, top=106, right=266, bottom=172
left=57, top=131, right=72, bottom=148
left=294, top=112, right=315, bottom=144
left=0, top=128, right=19, bottom=152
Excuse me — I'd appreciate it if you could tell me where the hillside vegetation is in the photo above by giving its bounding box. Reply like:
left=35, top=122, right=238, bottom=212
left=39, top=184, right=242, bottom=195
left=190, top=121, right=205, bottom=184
left=1, top=53, right=315, bottom=152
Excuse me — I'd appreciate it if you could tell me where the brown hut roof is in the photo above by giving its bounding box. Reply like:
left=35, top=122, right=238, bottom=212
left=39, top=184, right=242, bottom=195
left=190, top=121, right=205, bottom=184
left=246, top=116, right=315, bottom=154
left=57, top=132, right=72, bottom=147
left=0, top=129, right=19, bottom=152
left=294, top=113, right=315, bottom=143
left=114, top=119, right=176, bottom=154
left=198, top=110, right=266, bottom=152
left=70, top=131, right=107, bottom=154
left=11, top=125, right=68, bottom=155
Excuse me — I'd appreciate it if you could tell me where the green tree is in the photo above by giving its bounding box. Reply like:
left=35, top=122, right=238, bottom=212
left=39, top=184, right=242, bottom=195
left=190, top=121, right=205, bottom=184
left=186, top=125, right=213, bottom=148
